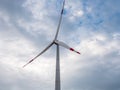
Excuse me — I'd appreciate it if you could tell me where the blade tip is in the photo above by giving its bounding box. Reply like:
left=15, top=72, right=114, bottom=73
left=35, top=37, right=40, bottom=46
left=22, top=64, right=28, bottom=68
left=22, top=65, right=26, bottom=68
left=77, top=52, right=81, bottom=54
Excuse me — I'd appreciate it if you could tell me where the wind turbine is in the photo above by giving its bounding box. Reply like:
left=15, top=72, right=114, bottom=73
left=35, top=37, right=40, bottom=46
left=23, top=0, right=80, bottom=90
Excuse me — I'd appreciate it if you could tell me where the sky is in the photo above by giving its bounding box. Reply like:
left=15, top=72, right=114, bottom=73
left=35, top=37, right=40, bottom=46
left=0, top=0, right=120, bottom=90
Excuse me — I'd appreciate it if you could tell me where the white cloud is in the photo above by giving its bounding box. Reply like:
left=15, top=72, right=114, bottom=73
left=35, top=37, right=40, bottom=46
left=69, top=10, right=84, bottom=22
left=79, top=33, right=120, bottom=57
left=17, top=18, right=55, bottom=39
left=22, top=0, right=45, bottom=20
left=74, top=10, right=84, bottom=17
left=65, top=0, right=84, bottom=22
left=86, top=7, right=92, bottom=13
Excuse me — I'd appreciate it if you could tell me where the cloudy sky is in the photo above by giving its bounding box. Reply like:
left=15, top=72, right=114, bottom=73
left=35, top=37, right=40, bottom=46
left=0, top=0, right=120, bottom=90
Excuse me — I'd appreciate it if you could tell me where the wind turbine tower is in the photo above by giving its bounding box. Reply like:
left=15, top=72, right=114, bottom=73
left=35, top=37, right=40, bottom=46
left=23, top=0, right=80, bottom=90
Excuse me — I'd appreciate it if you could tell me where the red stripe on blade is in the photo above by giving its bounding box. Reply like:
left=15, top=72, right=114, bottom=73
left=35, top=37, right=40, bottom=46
left=70, top=48, right=74, bottom=51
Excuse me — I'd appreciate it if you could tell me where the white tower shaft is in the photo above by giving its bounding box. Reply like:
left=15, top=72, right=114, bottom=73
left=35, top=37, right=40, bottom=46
left=55, top=44, right=61, bottom=90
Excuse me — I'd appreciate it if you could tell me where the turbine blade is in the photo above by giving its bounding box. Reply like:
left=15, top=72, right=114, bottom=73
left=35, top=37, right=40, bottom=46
left=54, top=0, right=65, bottom=40
left=55, top=40, right=80, bottom=54
left=23, top=42, right=54, bottom=68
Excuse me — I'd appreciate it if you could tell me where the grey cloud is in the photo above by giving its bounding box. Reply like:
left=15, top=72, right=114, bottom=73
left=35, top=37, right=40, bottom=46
left=0, top=0, right=30, bottom=19
left=62, top=53, right=120, bottom=90
left=0, top=60, right=55, bottom=90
